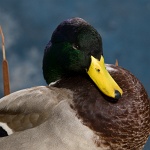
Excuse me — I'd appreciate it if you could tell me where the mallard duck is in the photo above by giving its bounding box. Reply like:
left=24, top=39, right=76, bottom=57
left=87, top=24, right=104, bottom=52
left=0, top=17, right=149, bottom=150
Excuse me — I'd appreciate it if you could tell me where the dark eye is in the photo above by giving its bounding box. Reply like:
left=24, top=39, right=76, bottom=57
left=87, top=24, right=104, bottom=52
left=72, top=44, right=79, bottom=50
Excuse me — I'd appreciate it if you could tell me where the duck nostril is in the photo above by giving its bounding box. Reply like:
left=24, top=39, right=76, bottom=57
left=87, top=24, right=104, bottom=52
left=95, top=68, right=100, bottom=72
left=114, top=90, right=122, bottom=99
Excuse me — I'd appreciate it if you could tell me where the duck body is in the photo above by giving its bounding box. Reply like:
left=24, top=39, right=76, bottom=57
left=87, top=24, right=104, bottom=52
left=0, top=64, right=149, bottom=150
left=0, top=86, right=100, bottom=150
left=0, top=17, right=150, bottom=149
left=53, top=64, right=150, bottom=150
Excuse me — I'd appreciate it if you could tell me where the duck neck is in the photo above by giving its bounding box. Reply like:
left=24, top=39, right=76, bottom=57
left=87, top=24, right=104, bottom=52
left=43, top=57, right=85, bottom=85
left=43, top=64, right=63, bottom=85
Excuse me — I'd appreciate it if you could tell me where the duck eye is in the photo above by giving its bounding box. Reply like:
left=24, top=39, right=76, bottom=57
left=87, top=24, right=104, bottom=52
left=72, top=44, right=79, bottom=50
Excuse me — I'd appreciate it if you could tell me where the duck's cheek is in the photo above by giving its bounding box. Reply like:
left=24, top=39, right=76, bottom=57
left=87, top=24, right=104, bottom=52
left=87, top=55, right=123, bottom=99
left=66, top=51, right=87, bottom=71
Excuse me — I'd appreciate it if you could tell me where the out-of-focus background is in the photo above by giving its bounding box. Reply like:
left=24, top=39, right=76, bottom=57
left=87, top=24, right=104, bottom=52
left=0, top=0, right=150, bottom=149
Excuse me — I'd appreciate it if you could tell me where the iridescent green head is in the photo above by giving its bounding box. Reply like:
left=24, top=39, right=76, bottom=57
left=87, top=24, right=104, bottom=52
left=43, top=17, right=122, bottom=99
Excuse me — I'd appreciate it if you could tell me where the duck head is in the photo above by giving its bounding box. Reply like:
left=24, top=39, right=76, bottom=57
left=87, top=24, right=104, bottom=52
left=43, top=17, right=123, bottom=99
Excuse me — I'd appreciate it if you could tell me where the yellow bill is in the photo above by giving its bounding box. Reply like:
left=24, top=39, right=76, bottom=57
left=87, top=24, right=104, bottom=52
left=87, top=55, right=123, bottom=99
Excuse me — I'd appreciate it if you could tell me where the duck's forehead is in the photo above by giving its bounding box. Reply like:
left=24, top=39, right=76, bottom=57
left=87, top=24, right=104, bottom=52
left=51, top=18, right=100, bottom=44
